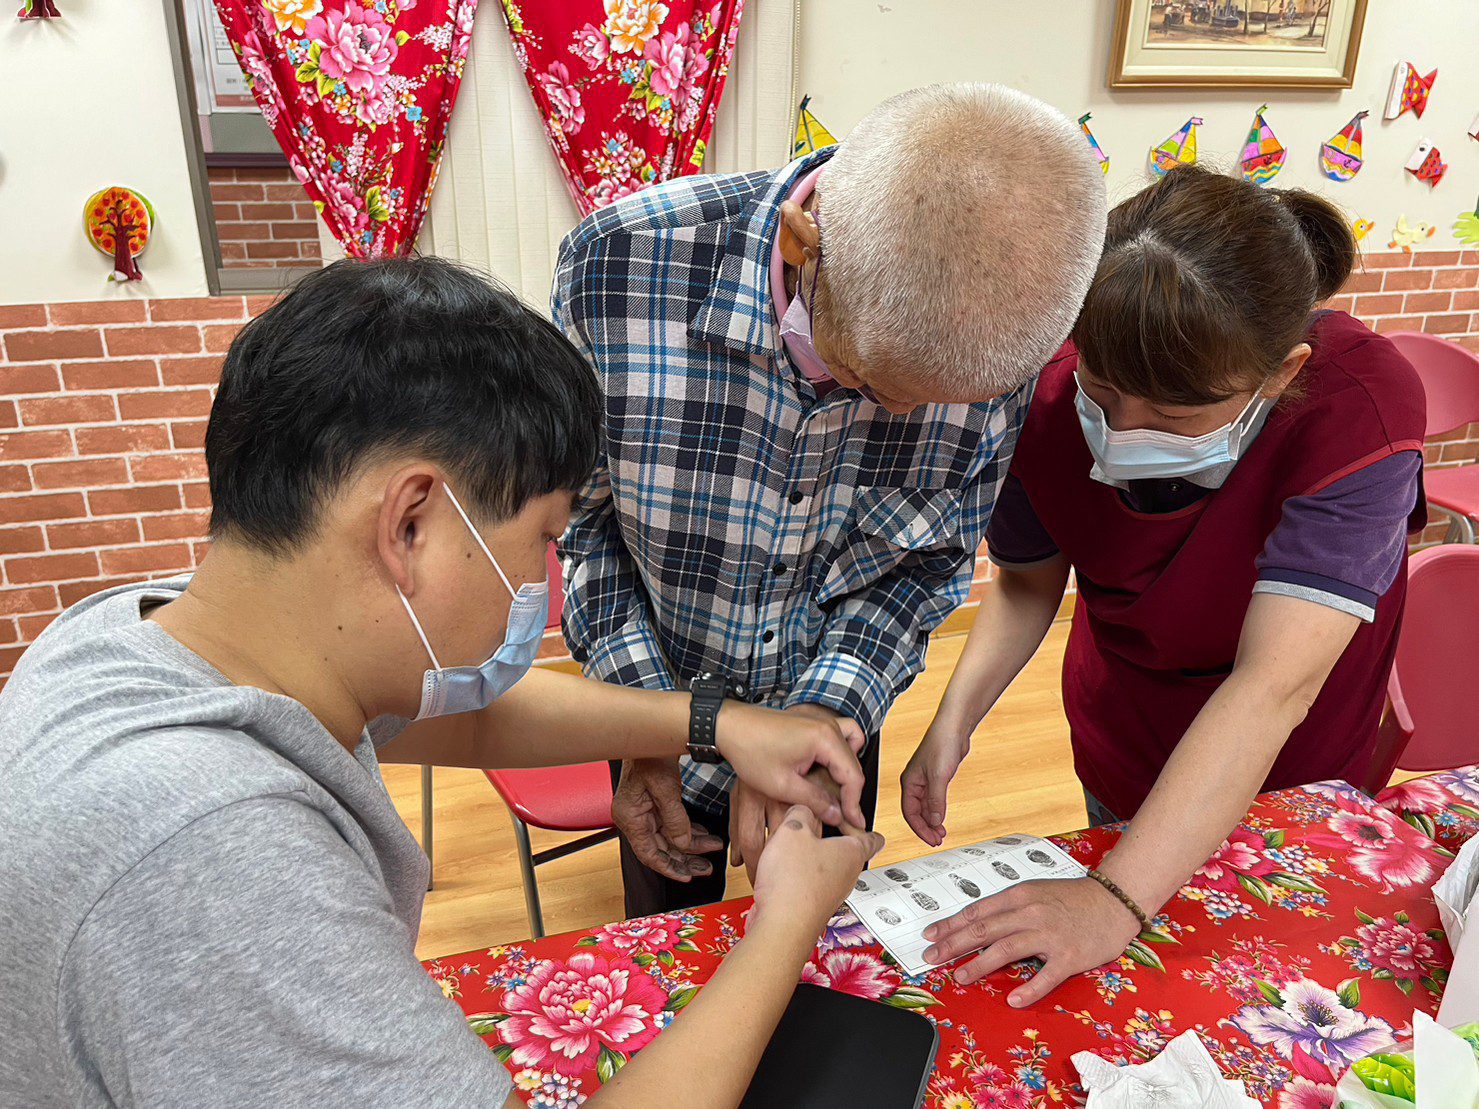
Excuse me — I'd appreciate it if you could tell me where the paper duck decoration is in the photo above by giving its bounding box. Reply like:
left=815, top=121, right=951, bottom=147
left=17, top=0, right=60, bottom=16
left=1079, top=113, right=1110, bottom=175
left=1240, top=105, right=1285, bottom=185
left=1320, top=111, right=1368, bottom=183
left=1351, top=218, right=1375, bottom=243
left=792, top=96, right=839, bottom=158
left=84, top=186, right=154, bottom=282
left=1388, top=215, right=1436, bottom=253
left=1456, top=197, right=1479, bottom=248
left=1384, top=62, right=1436, bottom=120
left=1405, top=140, right=1447, bottom=188
left=1149, top=116, right=1202, bottom=178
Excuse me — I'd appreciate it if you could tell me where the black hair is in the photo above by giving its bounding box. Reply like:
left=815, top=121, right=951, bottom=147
left=1073, top=164, right=1356, bottom=406
left=206, top=257, right=601, bottom=555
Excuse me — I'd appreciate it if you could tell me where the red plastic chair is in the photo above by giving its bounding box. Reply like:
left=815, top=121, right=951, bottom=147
left=1387, top=332, right=1479, bottom=543
left=1381, top=545, right=1479, bottom=772
left=485, top=762, right=617, bottom=938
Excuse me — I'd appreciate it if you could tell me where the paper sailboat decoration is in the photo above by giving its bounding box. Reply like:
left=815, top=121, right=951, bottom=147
left=1149, top=116, right=1202, bottom=178
left=1079, top=113, right=1110, bottom=175
left=793, top=96, right=840, bottom=158
left=1319, top=110, right=1368, bottom=182
left=1405, top=139, right=1447, bottom=188
left=1384, top=62, right=1436, bottom=120
left=1240, top=105, right=1285, bottom=185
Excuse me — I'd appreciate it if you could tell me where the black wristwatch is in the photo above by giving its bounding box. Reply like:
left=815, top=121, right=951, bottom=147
left=687, top=673, right=737, bottom=764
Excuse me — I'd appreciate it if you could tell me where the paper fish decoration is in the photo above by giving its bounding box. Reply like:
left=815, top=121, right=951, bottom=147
left=17, top=0, right=60, bottom=15
left=1240, top=105, right=1285, bottom=185
left=1405, top=140, right=1447, bottom=188
left=1384, top=62, right=1436, bottom=120
left=1320, top=110, right=1368, bottom=182
left=1079, top=113, right=1110, bottom=175
left=793, top=96, right=839, bottom=158
left=1149, top=116, right=1202, bottom=178
left=1352, top=218, right=1375, bottom=242
left=84, top=186, right=154, bottom=282
left=1455, top=198, right=1479, bottom=248
left=1389, top=215, right=1436, bottom=253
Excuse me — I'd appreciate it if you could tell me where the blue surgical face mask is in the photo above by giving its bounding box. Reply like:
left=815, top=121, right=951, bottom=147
left=1074, top=373, right=1275, bottom=485
left=396, top=484, right=549, bottom=720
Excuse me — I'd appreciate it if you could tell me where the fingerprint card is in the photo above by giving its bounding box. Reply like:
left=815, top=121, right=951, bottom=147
left=843, top=834, right=1087, bottom=976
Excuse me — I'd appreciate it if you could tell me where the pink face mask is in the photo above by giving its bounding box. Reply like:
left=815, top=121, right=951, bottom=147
left=779, top=255, right=834, bottom=385
left=777, top=217, right=878, bottom=403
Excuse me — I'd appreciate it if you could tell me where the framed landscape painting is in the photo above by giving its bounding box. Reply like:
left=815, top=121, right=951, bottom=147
left=1110, top=0, right=1369, bottom=88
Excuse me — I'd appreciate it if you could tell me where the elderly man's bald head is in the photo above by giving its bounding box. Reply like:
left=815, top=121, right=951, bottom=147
left=811, top=84, right=1107, bottom=404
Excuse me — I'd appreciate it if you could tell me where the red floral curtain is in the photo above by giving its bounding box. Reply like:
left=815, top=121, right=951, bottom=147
left=213, top=0, right=479, bottom=258
left=500, top=0, right=745, bottom=215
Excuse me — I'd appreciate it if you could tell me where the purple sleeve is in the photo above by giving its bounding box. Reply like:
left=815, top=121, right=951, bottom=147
left=1253, top=451, right=1422, bottom=623
left=985, top=471, right=1061, bottom=568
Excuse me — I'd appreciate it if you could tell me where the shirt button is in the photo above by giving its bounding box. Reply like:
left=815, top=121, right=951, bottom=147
left=789, top=491, right=805, bottom=505
left=772, top=561, right=788, bottom=575
left=762, top=630, right=776, bottom=644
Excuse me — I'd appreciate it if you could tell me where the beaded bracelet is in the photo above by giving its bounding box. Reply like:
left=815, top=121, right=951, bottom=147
left=1086, top=868, right=1151, bottom=932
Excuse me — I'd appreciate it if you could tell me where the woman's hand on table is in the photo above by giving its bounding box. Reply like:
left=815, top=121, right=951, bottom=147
left=718, top=701, right=867, bottom=830
left=900, top=718, right=970, bottom=847
left=921, top=877, right=1141, bottom=1007
left=750, top=805, right=885, bottom=938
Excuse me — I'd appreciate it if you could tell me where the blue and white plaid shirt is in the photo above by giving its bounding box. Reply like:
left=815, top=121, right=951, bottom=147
left=553, top=150, right=1031, bottom=814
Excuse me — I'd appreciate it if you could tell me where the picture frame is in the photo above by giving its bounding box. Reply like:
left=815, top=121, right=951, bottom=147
left=1110, top=0, right=1369, bottom=88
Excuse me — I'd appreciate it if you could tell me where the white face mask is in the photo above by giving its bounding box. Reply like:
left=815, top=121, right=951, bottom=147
left=395, top=484, right=549, bottom=720
left=1074, top=373, right=1275, bottom=486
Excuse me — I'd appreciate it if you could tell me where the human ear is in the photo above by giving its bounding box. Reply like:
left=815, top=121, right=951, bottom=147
left=376, top=466, right=439, bottom=596
left=778, top=199, right=820, bottom=268
left=1264, top=343, right=1312, bottom=398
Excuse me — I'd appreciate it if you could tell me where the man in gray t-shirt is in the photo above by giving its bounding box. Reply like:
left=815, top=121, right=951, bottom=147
left=0, top=258, right=879, bottom=1106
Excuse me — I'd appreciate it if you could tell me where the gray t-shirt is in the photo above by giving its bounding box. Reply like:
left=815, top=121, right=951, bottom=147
left=0, top=578, right=513, bottom=1106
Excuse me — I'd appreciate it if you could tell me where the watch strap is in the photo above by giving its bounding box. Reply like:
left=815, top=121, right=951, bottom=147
left=687, top=673, right=728, bottom=763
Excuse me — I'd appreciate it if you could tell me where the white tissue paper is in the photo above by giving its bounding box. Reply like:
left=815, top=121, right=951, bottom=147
left=1071, top=1030, right=1258, bottom=1107
left=1436, top=832, right=1479, bottom=1026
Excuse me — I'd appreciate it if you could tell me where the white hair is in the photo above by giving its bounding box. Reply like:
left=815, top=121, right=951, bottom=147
left=817, top=83, right=1108, bottom=398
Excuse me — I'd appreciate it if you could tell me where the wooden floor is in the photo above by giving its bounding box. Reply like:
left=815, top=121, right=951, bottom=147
left=388, top=619, right=1083, bottom=961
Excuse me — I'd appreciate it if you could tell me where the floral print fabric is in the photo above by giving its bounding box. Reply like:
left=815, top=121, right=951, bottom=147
left=498, top=0, right=744, bottom=216
left=428, top=772, right=1476, bottom=1108
left=213, top=0, right=479, bottom=257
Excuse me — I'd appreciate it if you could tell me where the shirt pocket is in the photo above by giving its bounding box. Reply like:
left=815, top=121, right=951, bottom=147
left=817, top=486, right=964, bottom=606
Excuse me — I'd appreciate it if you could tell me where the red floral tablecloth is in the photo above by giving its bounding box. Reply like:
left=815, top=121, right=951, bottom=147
left=425, top=777, right=1472, bottom=1108
left=1377, top=764, right=1479, bottom=855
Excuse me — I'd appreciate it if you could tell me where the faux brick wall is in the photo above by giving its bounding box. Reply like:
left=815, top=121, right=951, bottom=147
left=207, top=166, right=323, bottom=269
left=2, top=251, right=1478, bottom=683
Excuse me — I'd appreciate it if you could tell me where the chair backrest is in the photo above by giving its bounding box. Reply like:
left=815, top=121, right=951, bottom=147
left=1386, top=331, right=1479, bottom=438
left=1390, top=544, right=1479, bottom=772
left=545, top=543, right=564, bottom=631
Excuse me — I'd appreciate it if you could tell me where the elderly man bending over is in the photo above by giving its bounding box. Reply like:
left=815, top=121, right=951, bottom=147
left=555, top=83, right=1108, bottom=915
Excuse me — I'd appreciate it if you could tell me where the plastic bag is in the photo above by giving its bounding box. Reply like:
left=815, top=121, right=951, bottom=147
left=1333, top=1016, right=1479, bottom=1108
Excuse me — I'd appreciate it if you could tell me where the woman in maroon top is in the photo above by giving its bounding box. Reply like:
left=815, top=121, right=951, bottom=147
left=907, top=166, right=1427, bottom=1005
